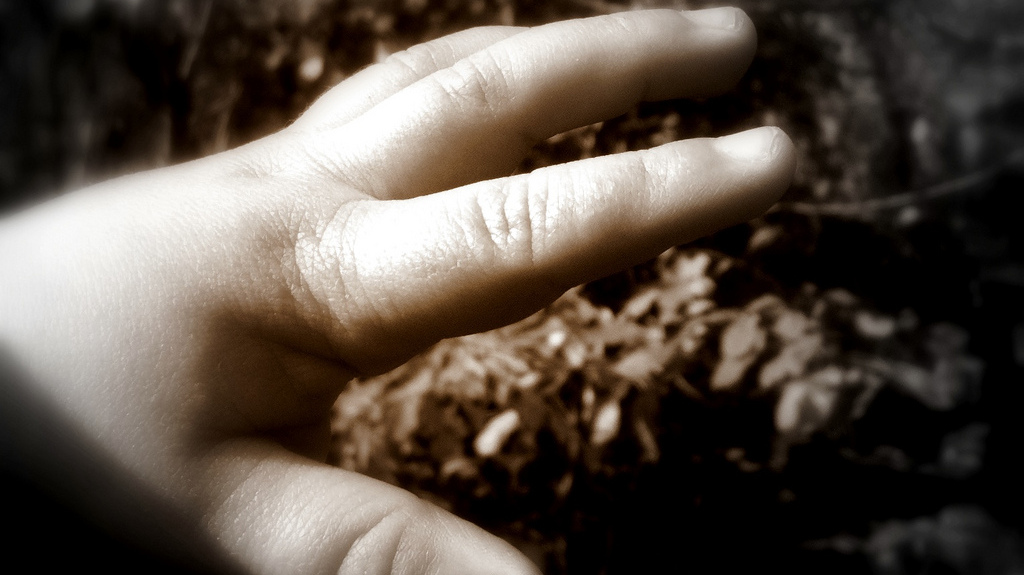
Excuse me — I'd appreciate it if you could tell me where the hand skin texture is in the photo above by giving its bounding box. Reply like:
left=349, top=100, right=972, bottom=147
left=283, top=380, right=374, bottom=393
left=0, top=7, right=794, bottom=574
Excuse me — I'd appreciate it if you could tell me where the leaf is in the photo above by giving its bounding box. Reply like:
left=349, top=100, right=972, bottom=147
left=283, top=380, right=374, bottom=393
left=931, top=423, right=989, bottom=479
left=823, top=288, right=858, bottom=307
left=710, top=355, right=756, bottom=392
left=887, top=360, right=954, bottom=410
left=387, top=370, right=433, bottom=446
left=759, top=332, right=824, bottom=390
left=720, top=313, right=767, bottom=358
left=439, top=457, right=478, bottom=482
left=619, top=287, right=661, bottom=320
left=926, top=322, right=970, bottom=357
left=633, top=419, right=660, bottom=463
left=435, top=346, right=488, bottom=399
left=685, top=298, right=715, bottom=317
left=854, top=310, right=897, bottom=339
left=562, top=340, right=589, bottom=369
left=923, top=356, right=983, bottom=410
left=473, top=409, right=521, bottom=458
left=711, top=313, right=767, bottom=391
left=745, top=293, right=786, bottom=314
left=669, top=250, right=712, bottom=281
left=611, top=347, right=669, bottom=384
left=772, top=309, right=812, bottom=341
left=671, top=319, right=707, bottom=357
left=590, top=400, right=621, bottom=447
left=775, top=381, right=811, bottom=435
left=746, top=224, right=784, bottom=253
left=774, top=375, right=841, bottom=441
left=545, top=327, right=568, bottom=350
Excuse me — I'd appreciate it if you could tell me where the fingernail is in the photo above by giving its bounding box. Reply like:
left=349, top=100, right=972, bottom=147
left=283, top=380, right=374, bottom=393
left=714, top=127, right=781, bottom=162
left=684, top=7, right=741, bottom=31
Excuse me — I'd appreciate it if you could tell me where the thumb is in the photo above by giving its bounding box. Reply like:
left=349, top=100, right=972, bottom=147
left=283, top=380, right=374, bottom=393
left=198, top=439, right=539, bottom=575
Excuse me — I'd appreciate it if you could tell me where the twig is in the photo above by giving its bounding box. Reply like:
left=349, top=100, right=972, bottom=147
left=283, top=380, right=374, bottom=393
left=771, top=148, right=1024, bottom=219
left=564, top=0, right=629, bottom=15
left=564, top=0, right=889, bottom=16
left=178, top=0, right=213, bottom=79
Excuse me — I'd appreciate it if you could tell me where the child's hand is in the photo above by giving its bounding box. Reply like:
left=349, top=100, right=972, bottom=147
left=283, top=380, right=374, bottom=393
left=0, top=7, right=794, bottom=573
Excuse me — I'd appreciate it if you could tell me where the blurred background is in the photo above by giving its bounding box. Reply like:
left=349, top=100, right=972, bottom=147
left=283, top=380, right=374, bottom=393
left=3, top=0, right=1024, bottom=573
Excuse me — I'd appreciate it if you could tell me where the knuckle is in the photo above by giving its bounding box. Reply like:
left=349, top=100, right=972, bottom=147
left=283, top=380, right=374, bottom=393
left=338, top=498, right=419, bottom=573
left=295, top=138, right=341, bottom=179
left=382, top=42, right=441, bottom=77
left=290, top=133, right=366, bottom=189
left=430, top=49, right=510, bottom=115
left=604, top=8, right=679, bottom=35
left=604, top=10, right=644, bottom=35
left=380, top=50, right=419, bottom=76
left=465, top=177, right=547, bottom=267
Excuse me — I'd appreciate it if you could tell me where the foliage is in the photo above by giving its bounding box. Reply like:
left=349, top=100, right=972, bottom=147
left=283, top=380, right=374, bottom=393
left=331, top=244, right=996, bottom=571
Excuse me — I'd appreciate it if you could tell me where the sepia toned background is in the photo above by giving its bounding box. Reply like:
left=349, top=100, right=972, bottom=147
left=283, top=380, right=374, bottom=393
left=3, top=0, right=1024, bottom=573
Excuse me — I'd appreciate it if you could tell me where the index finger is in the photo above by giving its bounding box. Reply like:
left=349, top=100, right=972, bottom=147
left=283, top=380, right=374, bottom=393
left=291, top=25, right=525, bottom=132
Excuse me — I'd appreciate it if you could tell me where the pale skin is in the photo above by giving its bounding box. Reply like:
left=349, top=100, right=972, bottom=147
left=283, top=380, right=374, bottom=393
left=0, top=7, right=795, bottom=574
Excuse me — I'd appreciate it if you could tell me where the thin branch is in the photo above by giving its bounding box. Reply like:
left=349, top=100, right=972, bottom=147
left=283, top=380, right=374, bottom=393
left=178, top=0, right=213, bottom=79
left=564, top=0, right=889, bottom=16
left=771, top=148, right=1024, bottom=219
left=564, top=0, right=629, bottom=15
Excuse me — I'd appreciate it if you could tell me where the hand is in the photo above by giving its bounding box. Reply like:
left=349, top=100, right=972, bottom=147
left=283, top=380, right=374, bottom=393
left=0, top=7, right=794, bottom=574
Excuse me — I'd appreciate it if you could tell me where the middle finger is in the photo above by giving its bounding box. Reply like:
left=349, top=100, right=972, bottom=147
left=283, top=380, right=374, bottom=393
left=311, top=7, right=757, bottom=200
